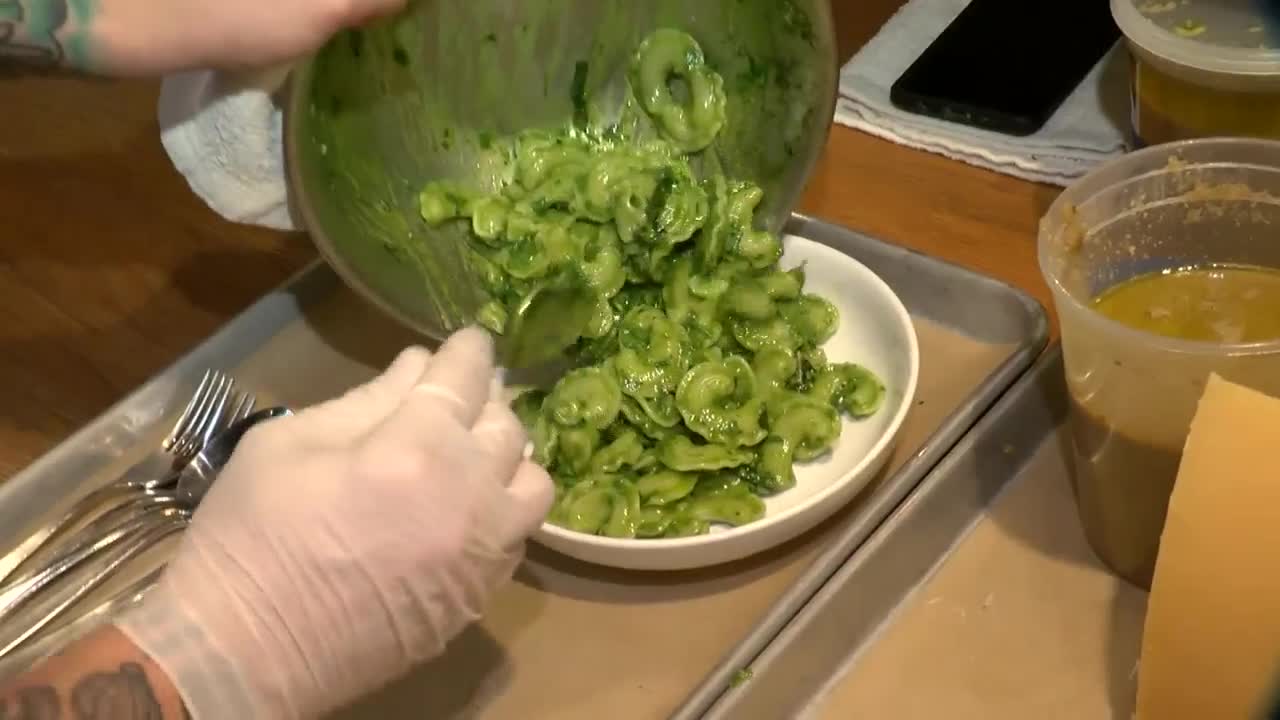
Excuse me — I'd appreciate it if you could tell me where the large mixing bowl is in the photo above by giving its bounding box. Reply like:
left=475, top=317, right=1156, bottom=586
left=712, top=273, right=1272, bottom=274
left=284, top=0, right=838, bottom=342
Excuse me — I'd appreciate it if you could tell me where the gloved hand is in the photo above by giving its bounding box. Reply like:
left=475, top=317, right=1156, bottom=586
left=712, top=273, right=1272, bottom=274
left=114, top=327, right=553, bottom=720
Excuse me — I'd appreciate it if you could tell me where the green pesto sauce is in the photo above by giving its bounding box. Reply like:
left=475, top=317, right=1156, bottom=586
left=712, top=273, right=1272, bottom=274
left=300, top=1, right=830, bottom=333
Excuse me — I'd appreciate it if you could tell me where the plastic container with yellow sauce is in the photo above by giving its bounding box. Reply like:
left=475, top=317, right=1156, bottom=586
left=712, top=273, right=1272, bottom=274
left=1039, top=138, right=1280, bottom=590
left=1112, top=0, right=1280, bottom=146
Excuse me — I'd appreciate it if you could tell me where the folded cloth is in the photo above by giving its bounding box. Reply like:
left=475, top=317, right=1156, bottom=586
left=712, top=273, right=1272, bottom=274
left=836, top=0, right=1132, bottom=186
left=157, top=64, right=300, bottom=231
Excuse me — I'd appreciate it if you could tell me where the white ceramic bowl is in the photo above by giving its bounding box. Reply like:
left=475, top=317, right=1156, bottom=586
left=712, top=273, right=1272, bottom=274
left=533, top=234, right=921, bottom=571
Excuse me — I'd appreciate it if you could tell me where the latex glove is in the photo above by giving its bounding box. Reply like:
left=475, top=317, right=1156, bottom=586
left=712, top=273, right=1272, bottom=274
left=114, top=327, right=553, bottom=720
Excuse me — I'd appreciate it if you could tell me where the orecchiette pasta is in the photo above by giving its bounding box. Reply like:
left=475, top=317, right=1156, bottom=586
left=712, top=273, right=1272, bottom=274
left=628, top=28, right=727, bottom=153
left=418, top=29, right=888, bottom=539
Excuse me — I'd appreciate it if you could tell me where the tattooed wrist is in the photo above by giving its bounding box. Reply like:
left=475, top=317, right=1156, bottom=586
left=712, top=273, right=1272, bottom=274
left=0, top=0, right=96, bottom=69
left=0, top=686, right=59, bottom=719
left=70, top=662, right=164, bottom=719
left=0, top=662, right=173, bottom=719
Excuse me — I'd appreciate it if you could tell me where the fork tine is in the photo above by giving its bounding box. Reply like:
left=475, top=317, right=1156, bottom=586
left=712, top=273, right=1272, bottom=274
left=173, top=375, right=215, bottom=457
left=208, top=389, right=248, bottom=440
left=189, top=375, right=233, bottom=456
left=174, top=371, right=222, bottom=455
left=230, top=393, right=256, bottom=424
left=163, top=370, right=214, bottom=452
left=174, top=372, right=231, bottom=458
left=162, top=371, right=256, bottom=462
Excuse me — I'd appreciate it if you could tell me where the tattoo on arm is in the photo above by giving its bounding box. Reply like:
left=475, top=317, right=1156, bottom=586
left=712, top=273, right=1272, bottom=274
left=0, top=686, right=60, bottom=719
left=0, top=662, right=175, bottom=720
left=70, top=663, right=163, bottom=719
left=0, top=0, right=92, bottom=68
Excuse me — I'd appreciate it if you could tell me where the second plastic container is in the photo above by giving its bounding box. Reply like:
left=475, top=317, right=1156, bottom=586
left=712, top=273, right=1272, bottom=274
left=1040, top=138, right=1280, bottom=590
left=1112, top=0, right=1280, bottom=146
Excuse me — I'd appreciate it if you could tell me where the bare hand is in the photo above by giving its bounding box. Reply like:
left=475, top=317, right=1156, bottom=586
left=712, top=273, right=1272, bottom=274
left=9, top=0, right=409, bottom=75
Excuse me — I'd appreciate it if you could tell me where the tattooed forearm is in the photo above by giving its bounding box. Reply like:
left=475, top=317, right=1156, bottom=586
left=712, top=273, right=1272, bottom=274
left=0, top=686, right=60, bottom=719
left=0, top=629, right=190, bottom=720
left=0, top=663, right=166, bottom=719
left=0, top=0, right=93, bottom=68
left=70, top=663, right=163, bottom=719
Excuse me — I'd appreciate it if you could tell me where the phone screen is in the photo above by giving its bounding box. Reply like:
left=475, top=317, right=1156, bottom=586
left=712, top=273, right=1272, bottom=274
left=890, top=0, right=1121, bottom=136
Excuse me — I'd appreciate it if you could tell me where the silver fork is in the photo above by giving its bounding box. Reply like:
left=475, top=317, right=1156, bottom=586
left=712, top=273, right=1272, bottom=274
left=6, top=391, right=257, bottom=589
left=0, top=566, right=162, bottom=679
left=0, top=395, right=267, bottom=661
left=0, top=509, right=188, bottom=659
left=0, top=370, right=238, bottom=586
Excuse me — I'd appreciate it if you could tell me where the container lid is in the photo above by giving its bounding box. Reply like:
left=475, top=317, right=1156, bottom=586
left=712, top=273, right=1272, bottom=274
left=1112, top=0, right=1280, bottom=77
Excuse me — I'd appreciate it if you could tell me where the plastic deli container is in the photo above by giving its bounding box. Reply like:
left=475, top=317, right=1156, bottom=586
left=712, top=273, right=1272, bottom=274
left=1039, top=138, right=1280, bottom=589
left=1111, top=0, right=1280, bottom=146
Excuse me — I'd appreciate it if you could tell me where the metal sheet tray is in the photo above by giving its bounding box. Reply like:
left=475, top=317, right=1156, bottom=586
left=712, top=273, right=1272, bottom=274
left=704, top=345, right=1150, bottom=720
left=0, top=214, right=1048, bottom=719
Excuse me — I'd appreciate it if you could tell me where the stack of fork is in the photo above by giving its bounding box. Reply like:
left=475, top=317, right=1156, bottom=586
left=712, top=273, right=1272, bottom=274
left=0, top=370, right=259, bottom=672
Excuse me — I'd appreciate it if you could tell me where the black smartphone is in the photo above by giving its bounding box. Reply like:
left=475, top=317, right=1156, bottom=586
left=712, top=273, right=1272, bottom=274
left=889, top=0, right=1121, bottom=137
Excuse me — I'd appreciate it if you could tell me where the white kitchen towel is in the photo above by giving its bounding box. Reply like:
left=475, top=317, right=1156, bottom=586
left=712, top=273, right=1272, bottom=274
left=837, top=0, right=1132, bottom=186
left=157, top=64, right=299, bottom=231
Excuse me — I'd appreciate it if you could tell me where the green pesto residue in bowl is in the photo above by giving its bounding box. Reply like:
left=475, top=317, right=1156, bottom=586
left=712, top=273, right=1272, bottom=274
left=293, top=0, right=833, bottom=340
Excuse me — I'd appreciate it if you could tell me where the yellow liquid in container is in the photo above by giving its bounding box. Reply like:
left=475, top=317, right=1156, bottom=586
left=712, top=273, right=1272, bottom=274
left=1069, top=264, right=1280, bottom=589
left=1131, top=57, right=1280, bottom=145
left=1092, top=264, right=1280, bottom=343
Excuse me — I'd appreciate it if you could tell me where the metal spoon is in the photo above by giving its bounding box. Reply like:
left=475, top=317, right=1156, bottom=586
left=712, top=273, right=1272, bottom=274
left=176, top=406, right=293, bottom=505
left=499, top=276, right=595, bottom=369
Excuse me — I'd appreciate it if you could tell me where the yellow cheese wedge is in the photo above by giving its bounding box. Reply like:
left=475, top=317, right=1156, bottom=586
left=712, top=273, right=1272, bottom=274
left=1137, top=373, right=1280, bottom=720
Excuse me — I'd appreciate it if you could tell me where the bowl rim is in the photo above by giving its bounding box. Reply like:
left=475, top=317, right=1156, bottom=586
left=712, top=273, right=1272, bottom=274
left=534, top=236, right=922, bottom=553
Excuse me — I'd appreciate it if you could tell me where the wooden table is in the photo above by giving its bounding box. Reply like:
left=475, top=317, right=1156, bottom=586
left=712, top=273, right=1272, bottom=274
left=0, top=2, right=1061, bottom=478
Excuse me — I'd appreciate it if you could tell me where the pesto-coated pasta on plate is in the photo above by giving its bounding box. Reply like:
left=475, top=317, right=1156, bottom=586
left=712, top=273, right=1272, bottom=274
left=418, top=29, right=893, bottom=542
